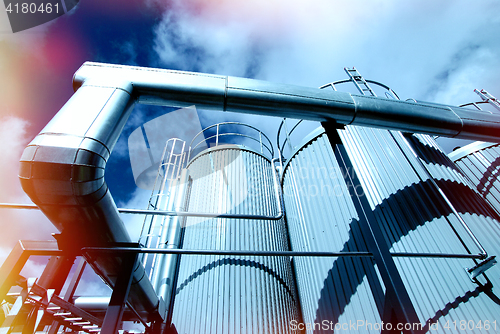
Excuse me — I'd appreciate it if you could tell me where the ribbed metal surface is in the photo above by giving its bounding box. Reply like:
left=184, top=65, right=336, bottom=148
left=342, top=127, right=500, bottom=331
left=282, top=130, right=383, bottom=333
left=171, top=146, right=300, bottom=333
left=283, top=125, right=500, bottom=332
left=450, top=142, right=500, bottom=216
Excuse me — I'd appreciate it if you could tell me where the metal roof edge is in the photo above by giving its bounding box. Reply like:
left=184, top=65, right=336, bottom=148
left=282, top=126, right=326, bottom=177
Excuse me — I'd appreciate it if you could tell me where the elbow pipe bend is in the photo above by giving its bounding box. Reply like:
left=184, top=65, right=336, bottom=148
left=19, top=75, right=160, bottom=317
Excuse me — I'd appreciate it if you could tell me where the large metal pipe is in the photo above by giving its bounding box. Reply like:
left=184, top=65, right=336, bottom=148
left=18, top=62, right=500, bottom=319
left=18, top=75, right=161, bottom=318
left=73, top=62, right=500, bottom=142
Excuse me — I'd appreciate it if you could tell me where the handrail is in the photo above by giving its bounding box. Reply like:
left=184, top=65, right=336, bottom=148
left=277, top=76, right=402, bottom=161
left=319, top=78, right=401, bottom=100
left=193, top=132, right=273, bottom=158
left=188, top=122, right=274, bottom=161
left=1, top=158, right=284, bottom=221
left=82, top=246, right=484, bottom=259
left=459, top=101, right=493, bottom=114
left=276, top=119, right=304, bottom=160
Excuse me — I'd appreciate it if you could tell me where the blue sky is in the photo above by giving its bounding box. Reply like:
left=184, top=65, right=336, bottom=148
left=1, top=0, right=500, bottom=301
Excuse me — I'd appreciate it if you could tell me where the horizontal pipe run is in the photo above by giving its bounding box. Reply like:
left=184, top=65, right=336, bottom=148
left=82, top=247, right=484, bottom=259
left=1, top=204, right=485, bottom=259
left=73, top=62, right=500, bottom=142
left=0, top=204, right=282, bottom=219
left=2, top=157, right=285, bottom=221
left=12, top=249, right=63, bottom=256
left=0, top=204, right=281, bottom=220
left=0, top=203, right=40, bottom=210
left=5, top=245, right=482, bottom=259
left=123, top=209, right=282, bottom=220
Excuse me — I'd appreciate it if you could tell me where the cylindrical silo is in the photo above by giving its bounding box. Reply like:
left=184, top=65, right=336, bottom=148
left=282, top=126, right=384, bottom=332
left=449, top=142, right=500, bottom=216
left=170, top=143, right=300, bottom=333
left=283, top=123, right=500, bottom=333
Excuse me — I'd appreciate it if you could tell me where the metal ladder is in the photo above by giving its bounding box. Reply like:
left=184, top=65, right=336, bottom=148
left=140, top=138, right=187, bottom=279
left=345, top=67, right=377, bottom=96
left=1, top=280, right=102, bottom=333
left=475, top=89, right=500, bottom=112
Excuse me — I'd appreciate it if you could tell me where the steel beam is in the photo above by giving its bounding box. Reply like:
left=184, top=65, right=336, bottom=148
left=0, top=241, right=60, bottom=304
left=101, top=252, right=139, bottom=334
left=322, top=122, right=421, bottom=333
left=47, top=257, right=87, bottom=334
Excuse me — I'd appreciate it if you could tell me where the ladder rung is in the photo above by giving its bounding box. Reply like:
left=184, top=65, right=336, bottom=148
left=54, top=312, right=72, bottom=316
left=73, top=321, right=92, bottom=325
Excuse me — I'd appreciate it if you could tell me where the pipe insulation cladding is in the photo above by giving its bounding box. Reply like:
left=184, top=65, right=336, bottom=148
left=18, top=62, right=500, bottom=318
left=73, top=62, right=500, bottom=141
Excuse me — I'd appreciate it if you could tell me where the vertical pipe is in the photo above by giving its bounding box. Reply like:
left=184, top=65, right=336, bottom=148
left=259, top=132, right=263, bottom=154
left=152, top=169, right=190, bottom=319
left=216, top=124, right=220, bottom=147
left=283, top=119, right=294, bottom=154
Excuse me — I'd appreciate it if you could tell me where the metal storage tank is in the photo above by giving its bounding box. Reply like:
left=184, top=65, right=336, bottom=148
left=449, top=142, right=500, bottom=216
left=281, top=73, right=500, bottom=333
left=145, top=124, right=301, bottom=333
left=281, top=126, right=385, bottom=333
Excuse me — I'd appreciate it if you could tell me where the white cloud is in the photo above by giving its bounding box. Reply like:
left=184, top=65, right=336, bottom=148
left=151, top=0, right=500, bottom=155
left=20, top=258, right=49, bottom=279
left=153, top=0, right=500, bottom=100
left=118, top=187, right=153, bottom=241
left=73, top=275, right=112, bottom=297
left=0, top=117, right=29, bottom=194
left=0, top=117, right=57, bottom=267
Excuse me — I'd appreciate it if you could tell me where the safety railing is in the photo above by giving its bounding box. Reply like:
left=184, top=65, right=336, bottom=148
left=187, top=122, right=274, bottom=162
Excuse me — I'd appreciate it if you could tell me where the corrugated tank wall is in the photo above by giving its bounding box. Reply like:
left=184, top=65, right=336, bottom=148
left=171, top=145, right=300, bottom=334
left=283, top=125, right=500, bottom=333
left=282, top=127, right=384, bottom=333
left=449, top=142, right=500, bottom=215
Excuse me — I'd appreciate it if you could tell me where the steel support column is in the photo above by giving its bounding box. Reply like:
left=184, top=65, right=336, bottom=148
left=37, top=256, right=75, bottom=295
left=322, top=122, right=421, bottom=333
left=47, top=257, right=87, bottom=334
left=101, top=252, right=139, bottom=334
left=19, top=254, right=75, bottom=333
left=0, top=241, right=60, bottom=304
